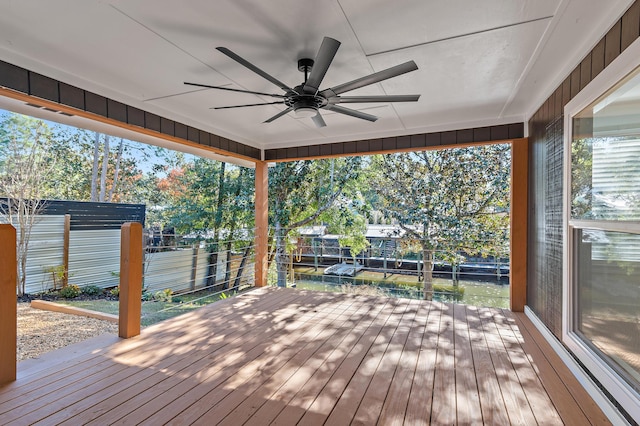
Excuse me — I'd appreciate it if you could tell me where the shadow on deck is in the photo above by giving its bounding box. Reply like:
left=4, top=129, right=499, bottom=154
left=0, top=287, right=610, bottom=425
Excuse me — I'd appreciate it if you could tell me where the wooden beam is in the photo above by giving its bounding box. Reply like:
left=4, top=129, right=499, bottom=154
left=255, top=161, right=269, bottom=287
left=510, top=138, right=529, bottom=312
left=0, top=224, right=17, bottom=384
left=119, top=222, right=143, bottom=338
left=31, top=300, right=118, bottom=323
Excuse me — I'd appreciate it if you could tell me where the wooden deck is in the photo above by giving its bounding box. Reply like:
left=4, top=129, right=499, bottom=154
left=1, top=287, right=610, bottom=425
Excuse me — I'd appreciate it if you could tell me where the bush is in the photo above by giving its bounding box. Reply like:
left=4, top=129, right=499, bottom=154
left=141, top=290, right=153, bottom=301
left=59, top=284, right=81, bottom=299
left=82, top=285, right=103, bottom=296
left=109, top=286, right=120, bottom=298
left=153, top=289, right=173, bottom=303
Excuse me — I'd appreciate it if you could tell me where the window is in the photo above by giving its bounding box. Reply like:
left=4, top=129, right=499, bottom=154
left=564, top=40, right=640, bottom=418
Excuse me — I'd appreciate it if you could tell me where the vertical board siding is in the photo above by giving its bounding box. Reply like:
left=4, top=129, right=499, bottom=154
left=264, top=123, right=524, bottom=160
left=67, top=229, right=121, bottom=289
left=143, top=249, right=226, bottom=293
left=21, top=216, right=66, bottom=294
left=527, top=0, right=640, bottom=340
left=7, top=214, right=254, bottom=295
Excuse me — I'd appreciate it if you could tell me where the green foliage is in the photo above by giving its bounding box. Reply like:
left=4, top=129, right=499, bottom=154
left=269, top=158, right=363, bottom=229
left=153, top=289, right=173, bottom=303
left=269, top=158, right=364, bottom=286
left=338, top=215, right=369, bottom=260
left=43, top=265, right=66, bottom=290
left=141, top=288, right=153, bottom=301
left=374, top=146, right=510, bottom=252
left=81, top=285, right=103, bottom=296
left=109, top=286, right=120, bottom=297
left=571, top=138, right=593, bottom=218
left=167, top=159, right=254, bottom=238
left=59, top=284, right=81, bottom=299
left=371, top=145, right=510, bottom=297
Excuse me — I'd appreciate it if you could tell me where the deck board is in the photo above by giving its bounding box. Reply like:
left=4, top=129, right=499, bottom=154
left=0, top=287, right=612, bottom=425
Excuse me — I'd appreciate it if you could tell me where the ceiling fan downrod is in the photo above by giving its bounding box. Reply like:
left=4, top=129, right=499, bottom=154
left=298, top=58, right=314, bottom=84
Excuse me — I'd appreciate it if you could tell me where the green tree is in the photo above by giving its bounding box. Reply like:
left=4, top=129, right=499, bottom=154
left=374, top=145, right=510, bottom=299
left=169, top=158, right=254, bottom=289
left=338, top=214, right=369, bottom=264
left=269, top=157, right=363, bottom=287
left=0, top=113, right=56, bottom=295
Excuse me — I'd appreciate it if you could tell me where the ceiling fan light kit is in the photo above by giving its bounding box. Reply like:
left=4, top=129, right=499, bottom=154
left=294, top=107, right=318, bottom=119
left=185, top=36, right=420, bottom=127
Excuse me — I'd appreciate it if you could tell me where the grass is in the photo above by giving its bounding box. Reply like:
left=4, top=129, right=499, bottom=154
left=292, top=265, right=509, bottom=308
left=57, top=289, right=237, bottom=326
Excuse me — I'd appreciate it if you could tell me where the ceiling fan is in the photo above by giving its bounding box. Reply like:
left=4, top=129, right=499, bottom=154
left=184, top=36, right=421, bottom=127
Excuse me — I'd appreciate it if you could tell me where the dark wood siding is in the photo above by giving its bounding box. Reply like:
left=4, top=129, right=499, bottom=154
left=264, top=123, right=524, bottom=160
left=0, top=199, right=145, bottom=230
left=527, top=0, right=640, bottom=339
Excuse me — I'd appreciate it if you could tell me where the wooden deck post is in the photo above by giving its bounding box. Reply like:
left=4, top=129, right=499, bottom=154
left=119, top=222, right=143, bottom=338
left=510, top=138, right=528, bottom=312
left=0, top=224, right=17, bottom=384
left=255, top=160, right=269, bottom=287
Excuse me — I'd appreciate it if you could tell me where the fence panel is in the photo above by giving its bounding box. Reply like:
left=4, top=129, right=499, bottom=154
left=23, top=216, right=65, bottom=294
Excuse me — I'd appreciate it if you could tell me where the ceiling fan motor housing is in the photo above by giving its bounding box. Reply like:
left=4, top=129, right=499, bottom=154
left=188, top=37, right=420, bottom=126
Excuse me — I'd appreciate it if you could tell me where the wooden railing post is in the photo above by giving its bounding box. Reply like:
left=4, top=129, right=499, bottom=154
left=0, top=224, right=17, bottom=384
left=119, top=222, right=143, bottom=338
left=510, top=138, right=528, bottom=312
left=255, top=161, right=269, bottom=287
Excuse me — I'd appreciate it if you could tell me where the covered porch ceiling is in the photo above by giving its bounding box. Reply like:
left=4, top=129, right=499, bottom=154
left=0, top=0, right=634, bottom=162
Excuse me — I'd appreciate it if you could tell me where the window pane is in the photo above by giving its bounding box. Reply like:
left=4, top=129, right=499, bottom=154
left=571, top=66, right=640, bottom=220
left=575, top=229, right=640, bottom=392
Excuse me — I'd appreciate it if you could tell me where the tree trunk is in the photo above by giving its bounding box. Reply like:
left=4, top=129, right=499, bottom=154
left=90, top=132, right=100, bottom=201
left=107, top=138, right=124, bottom=202
left=223, top=239, right=232, bottom=289
left=206, top=162, right=226, bottom=289
left=422, top=247, right=434, bottom=300
left=275, top=221, right=288, bottom=287
left=452, top=262, right=460, bottom=286
left=233, top=246, right=251, bottom=290
left=99, top=135, right=109, bottom=202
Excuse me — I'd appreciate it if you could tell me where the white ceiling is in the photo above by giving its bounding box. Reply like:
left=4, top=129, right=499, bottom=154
left=0, top=0, right=635, bottom=153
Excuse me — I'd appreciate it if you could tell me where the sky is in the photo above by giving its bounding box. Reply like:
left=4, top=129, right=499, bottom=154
left=0, top=108, right=198, bottom=175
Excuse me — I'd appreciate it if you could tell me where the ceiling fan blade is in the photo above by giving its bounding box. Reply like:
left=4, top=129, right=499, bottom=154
left=184, top=82, right=284, bottom=98
left=303, top=37, right=341, bottom=93
left=321, top=60, right=418, bottom=97
left=324, top=104, right=378, bottom=122
left=264, top=107, right=293, bottom=123
left=213, top=101, right=285, bottom=110
left=312, top=112, right=327, bottom=128
left=216, top=47, right=295, bottom=93
left=329, top=94, right=421, bottom=103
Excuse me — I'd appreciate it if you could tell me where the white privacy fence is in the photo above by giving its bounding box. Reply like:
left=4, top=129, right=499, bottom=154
left=10, top=214, right=254, bottom=295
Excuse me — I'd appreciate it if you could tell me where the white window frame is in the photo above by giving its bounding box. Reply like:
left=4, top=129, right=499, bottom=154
left=563, top=37, right=640, bottom=419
